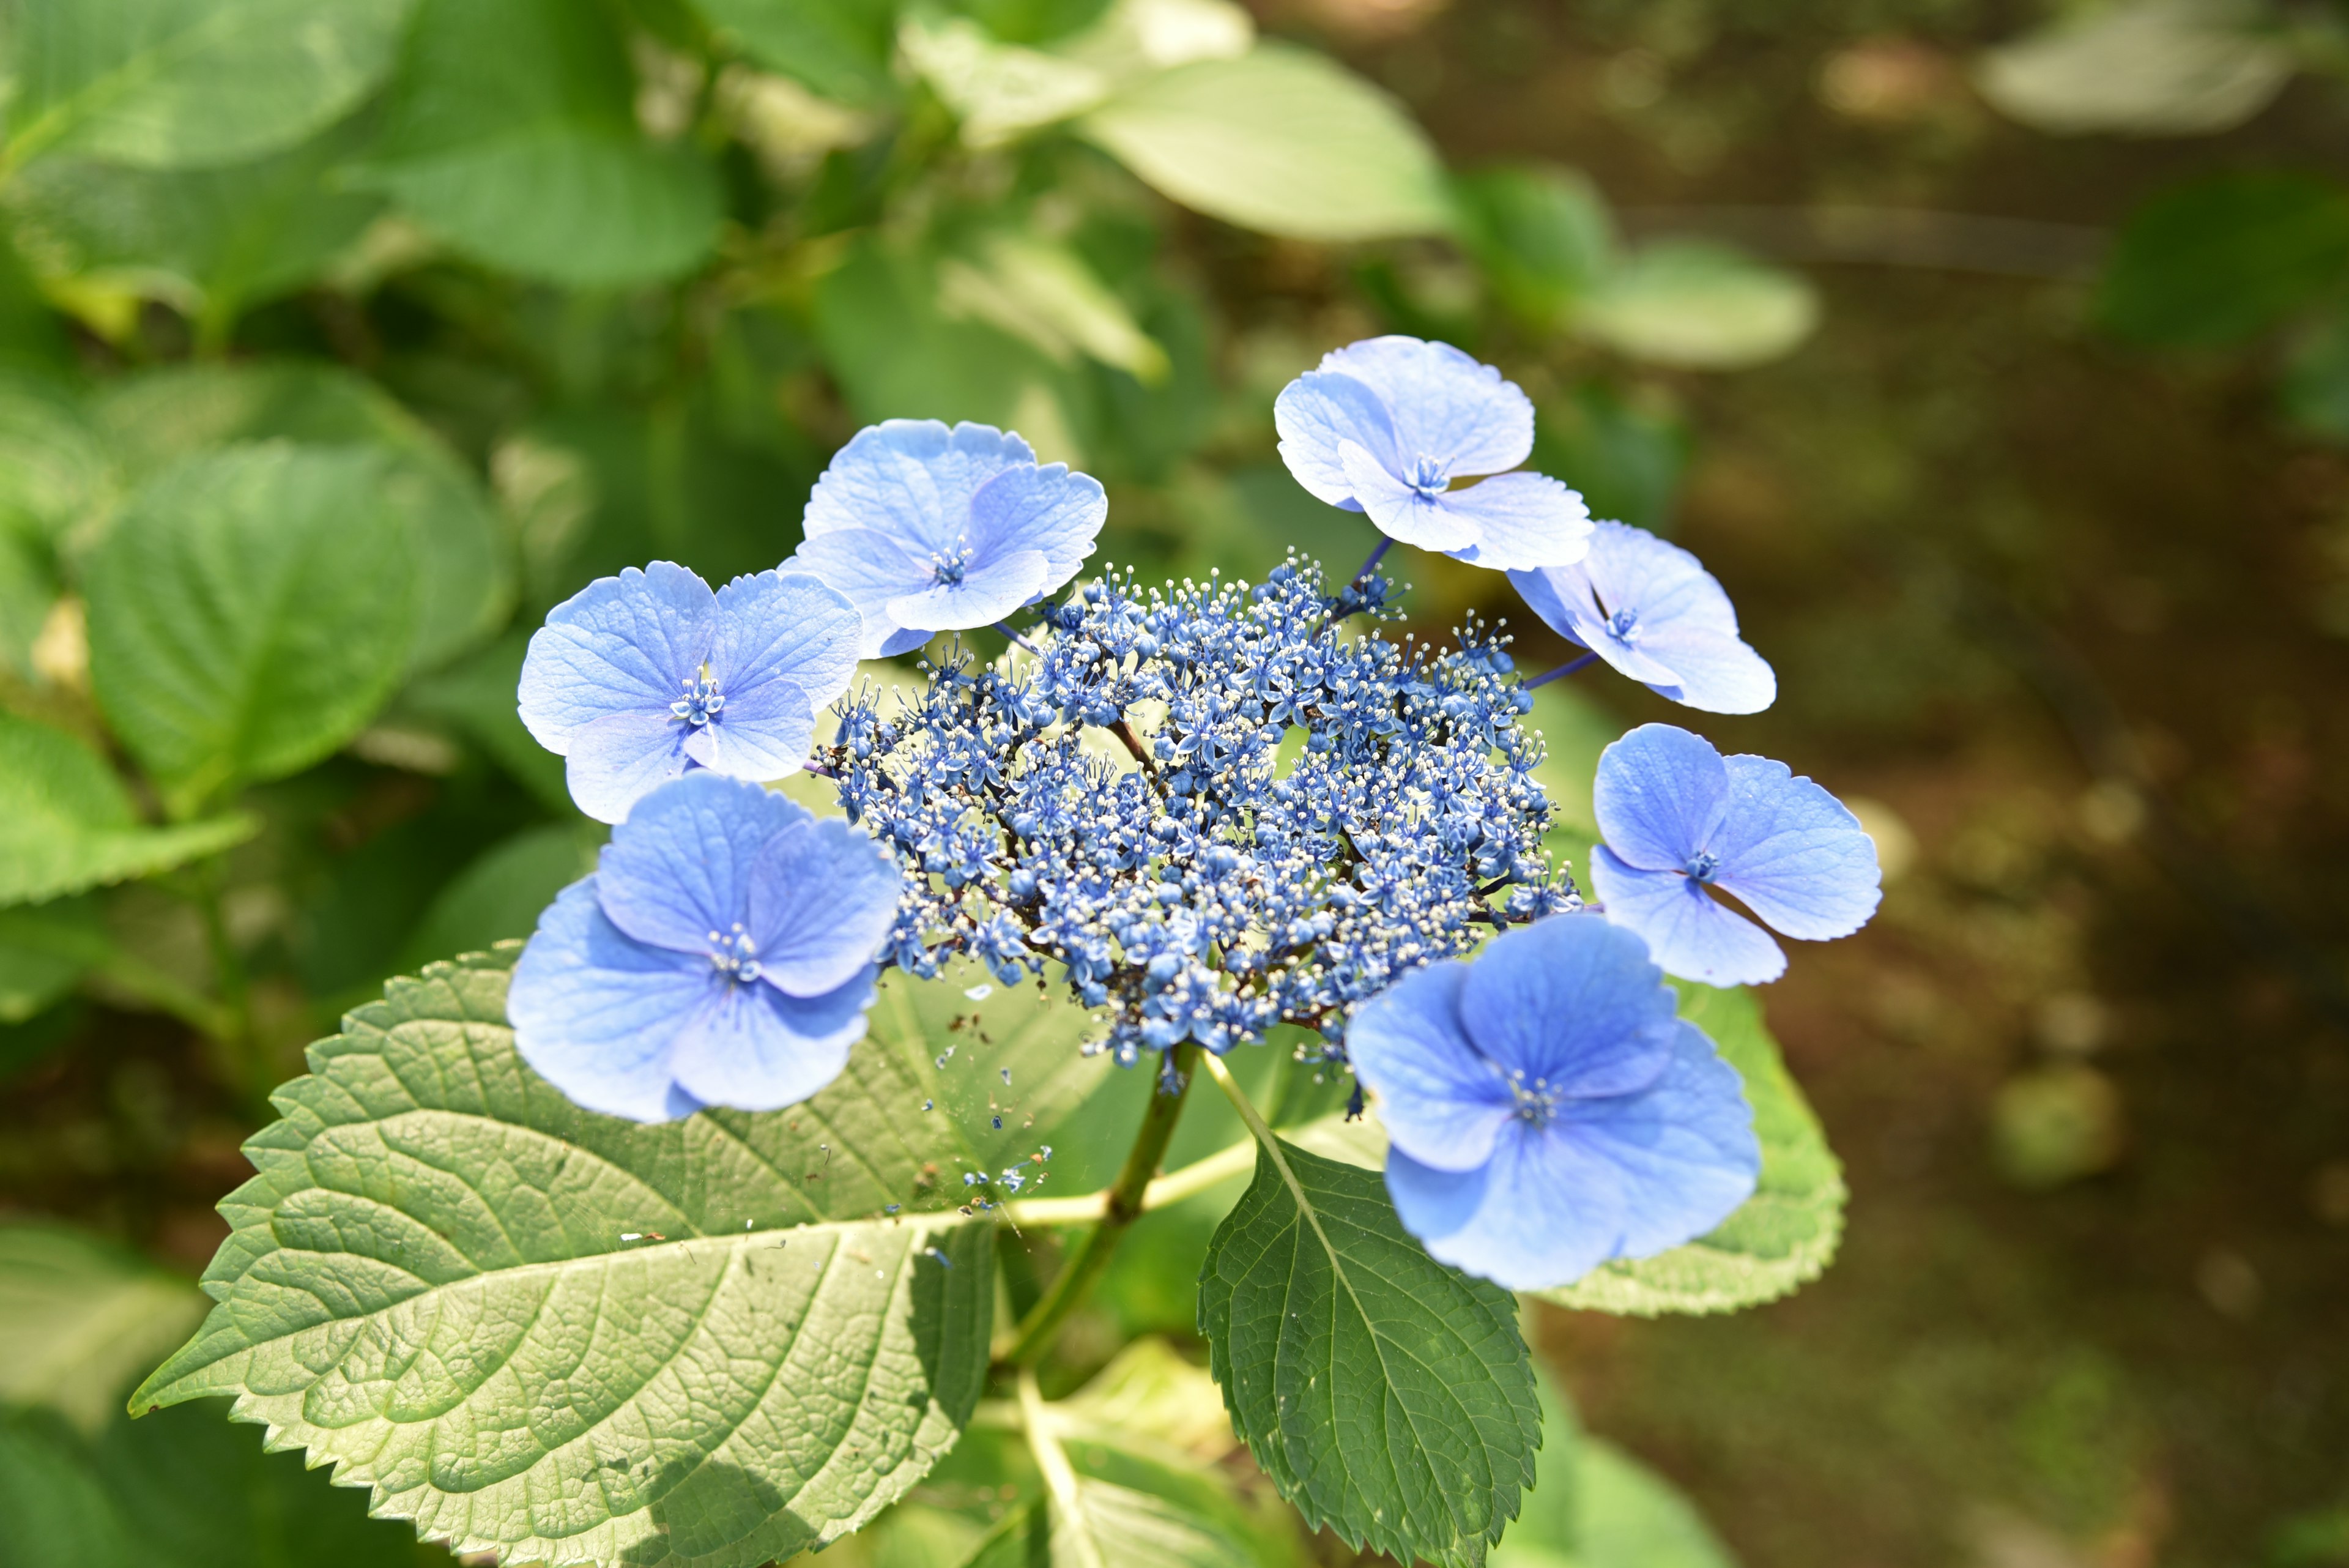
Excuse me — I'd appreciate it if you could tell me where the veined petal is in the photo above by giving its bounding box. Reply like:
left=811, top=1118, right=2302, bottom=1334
left=518, top=563, right=713, bottom=753
left=965, top=461, right=1107, bottom=586
left=566, top=708, right=694, bottom=826
left=1713, top=754, right=1882, bottom=941
left=1513, top=563, right=1683, bottom=688
left=1338, top=440, right=1481, bottom=552
left=1590, top=846, right=1786, bottom=986
left=1433, top=471, right=1593, bottom=572
left=1579, top=522, right=1775, bottom=715
left=710, top=571, right=862, bottom=713
left=803, top=419, right=1034, bottom=555
left=665, top=967, right=874, bottom=1113
left=681, top=678, right=812, bottom=781
left=1549, top=1019, right=1760, bottom=1258
left=885, top=549, right=1052, bottom=634
left=1274, top=369, right=1400, bottom=508
left=744, top=818, right=904, bottom=997
left=595, top=773, right=811, bottom=956
left=508, top=880, right=716, bottom=1124
left=1592, top=723, right=1731, bottom=871
left=1317, top=336, right=1533, bottom=477
left=1634, top=625, right=1777, bottom=715
left=1455, top=915, right=1677, bottom=1098
left=1344, top=959, right=1514, bottom=1173
left=783, top=529, right=932, bottom=660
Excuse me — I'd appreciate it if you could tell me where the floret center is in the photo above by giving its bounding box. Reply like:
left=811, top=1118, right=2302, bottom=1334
left=707, top=924, right=762, bottom=984
left=930, top=541, right=971, bottom=585
left=1606, top=605, right=1641, bottom=642
left=1507, top=1068, right=1561, bottom=1127
left=1685, top=849, right=1721, bottom=883
left=672, top=668, right=725, bottom=727
left=1405, top=455, right=1451, bottom=497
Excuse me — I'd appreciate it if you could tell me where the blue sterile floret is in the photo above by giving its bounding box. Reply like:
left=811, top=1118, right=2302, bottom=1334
left=824, top=556, right=1578, bottom=1067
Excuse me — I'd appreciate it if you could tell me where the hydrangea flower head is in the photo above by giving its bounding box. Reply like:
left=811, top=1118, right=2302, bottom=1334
left=1274, top=336, right=1592, bottom=571
left=1589, top=724, right=1881, bottom=986
left=784, top=420, right=1108, bottom=658
left=518, top=563, right=861, bottom=824
left=508, top=773, right=902, bottom=1122
left=1347, top=913, right=1759, bottom=1290
left=1511, top=521, right=1776, bottom=714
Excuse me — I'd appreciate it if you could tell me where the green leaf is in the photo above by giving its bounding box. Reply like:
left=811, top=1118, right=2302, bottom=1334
left=1974, top=0, right=2293, bottom=138
left=901, top=14, right=1111, bottom=147
left=1530, top=383, right=1688, bottom=537
left=1045, top=1476, right=1257, bottom=1567
left=0, top=1222, right=207, bottom=1435
left=133, top=949, right=1000, bottom=1568
left=1079, top=45, right=1452, bottom=242
left=1452, top=163, right=1616, bottom=330
left=1198, top=1136, right=1539, bottom=1567
left=1, top=0, right=417, bottom=171
left=85, top=444, right=422, bottom=810
left=2284, top=314, right=2349, bottom=444
left=939, top=231, right=1171, bottom=382
left=694, top=0, right=898, bottom=105
left=1534, top=983, right=1845, bottom=1317
left=2095, top=172, right=2349, bottom=348
left=93, top=362, right=514, bottom=672
left=1576, top=241, right=1819, bottom=370
left=0, top=712, right=256, bottom=906
left=1491, top=1373, right=1736, bottom=1568
left=405, top=630, right=576, bottom=812
left=0, top=1407, right=139, bottom=1568
left=395, top=822, right=599, bottom=973
left=0, top=373, right=114, bottom=546
left=0, top=899, right=104, bottom=1022
left=358, top=0, right=722, bottom=286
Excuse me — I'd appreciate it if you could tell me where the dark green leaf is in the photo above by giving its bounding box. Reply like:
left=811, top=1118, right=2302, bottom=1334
left=2096, top=172, right=2349, bottom=347
left=0, top=712, right=256, bottom=906
left=0, top=899, right=103, bottom=1022
left=1531, top=383, right=1688, bottom=537
left=1452, top=164, right=1615, bottom=330
left=134, top=949, right=1000, bottom=1568
left=395, top=822, right=599, bottom=973
left=1199, top=1136, right=1539, bottom=1567
left=2284, top=313, right=2349, bottom=444
left=694, top=0, right=899, bottom=105
left=404, top=630, right=576, bottom=812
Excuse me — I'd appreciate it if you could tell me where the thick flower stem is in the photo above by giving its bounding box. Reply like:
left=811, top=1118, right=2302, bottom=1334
left=1002, top=1041, right=1200, bottom=1367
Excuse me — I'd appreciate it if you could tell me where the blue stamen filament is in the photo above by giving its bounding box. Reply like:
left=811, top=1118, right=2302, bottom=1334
left=707, top=923, right=762, bottom=984
left=932, top=536, right=971, bottom=587
left=1606, top=604, right=1641, bottom=643
left=1685, top=850, right=1721, bottom=884
left=1505, top=1066, right=1562, bottom=1128
left=1405, top=455, right=1450, bottom=498
left=672, top=666, right=725, bottom=727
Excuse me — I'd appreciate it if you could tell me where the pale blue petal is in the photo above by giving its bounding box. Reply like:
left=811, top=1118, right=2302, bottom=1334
left=1433, top=472, right=1592, bottom=573
left=517, top=563, right=713, bottom=754
left=1339, top=440, right=1480, bottom=552
left=1713, top=756, right=1883, bottom=941
left=1580, top=522, right=1774, bottom=714
left=1508, top=564, right=1682, bottom=689
left=1456, top=915, right=1675, bottom=1098
left=566, top=708, right=694, bottom=826
left=681, top=677, right=811, bottom=781
left=710, top=571, right=861, bottom=713
left=1317, top=336, right=1533, bottom=477
left=508, top=880, right=714, bottom=1123
left=1343, top=960, right=1513, bottom=1174
left=783, top=530, right=931, bottom=660
left=965, top=462, right=1107, bottom=587
left=885, top=549, right=1051, bottom=635
left=803, top=419, right=1034, bottom=555
left=1274, top=370, right=1399, bottom=507
left=1592, top=723, right=1730, bottom=872
left=664, top=967, right=874, bottom=1113
left=595, top=773, right=811, bottom=955
left=1589, top=846, right=1786, bottom=986
left=744, top=818, right=904, bottom=997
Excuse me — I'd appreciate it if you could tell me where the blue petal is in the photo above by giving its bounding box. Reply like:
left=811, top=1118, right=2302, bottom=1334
left=1430, top=471, right=1592, bottom=573
left=595, top=773, right=811, bottom=956
left=1274, top=370, right=1400, bottom=508
left=783, top=529, right=931, bottom=659
left=518, top=563, right=713, bottom=754
left=1456, top=914, right=1677, bottom=1098
left=1590, top=524, right=1775, bottom=714
left=566, top=708, right=694, bottom=826
left=1343, top=959, right=1513, bottom=1174
left=1338, top=440, right=1480, bottom=552
left=1315, top=336, right=1533, bottom=477
left=1386, top=1022, right=1757, bottom=1290
left=1592, top=723, right=1730, bottom=872
left=1510, top=565, right=1685, bottom=691
left=803, top=420, right=1035, bottom=557
left=665, top=967, right=875, bottom=1112
left=508, top=880, right=716, bottom=1123
left=885, top=549, right=1052, bottom=635
left=710, top=570, right=861, bottom=715
left=1589, top=846, right=1786, bottom=986
left=744, top=818, right=904, bottom=997
left=1713, top=755, right=1882, bottom=942
left=965, top=461, right=1107, bottom=587
left=681, top=677, right=811, bottom=781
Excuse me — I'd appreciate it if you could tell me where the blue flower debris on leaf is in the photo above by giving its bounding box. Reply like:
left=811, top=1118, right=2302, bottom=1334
left=1510, top=520, right=1776, bottom=715
left=1589, top=723, right=1881, bottom=986
left=507, top=772, right=903, bottom=1122
left=1346, top=913, right=1760, bottom=1290
left=1274, top=335, right=1593, bottom=571
left=518, top=562, right=861, bottom=824
left=783, top=418, right=1108, bottom=659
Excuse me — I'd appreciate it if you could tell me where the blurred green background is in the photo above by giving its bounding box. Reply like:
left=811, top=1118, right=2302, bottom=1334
left=2, top=0, right=2348, bottom=1564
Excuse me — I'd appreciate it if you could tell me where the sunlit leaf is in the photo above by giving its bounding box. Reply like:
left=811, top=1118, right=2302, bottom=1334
left=0, top=1222, right=206, bottom=1434
left=0, top=712, right=256, bottom=907
left=1576, top=241, right=1819, bottom=370
left=1976, top=0, right=2293, bottom=137
left=940, top=231, right=1171, bottom=383
left=902, top=14, right=1111, bottom=147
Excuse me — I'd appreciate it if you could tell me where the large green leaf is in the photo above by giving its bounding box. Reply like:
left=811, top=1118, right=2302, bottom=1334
left=1, top=0, right=415, bottom=170
left=2095, top=172, right=2349, bottom=349
left=0, top=1222, right=207, bottom=1434
left=357, top=0, right=721, bottom=287
left=0, top=712, right=256, bottom=906
left=1079, top=45, right=1451, bottom=242
left=1452, top=163, right=1616, bottom=331
left=1535, top=983, right=1844, bottom=1317
left=1198, top=1136, right=1539, bottom=1567
left=84, top=444, right=422, bottom=811
left=1974, top=0, right=2293, bottom=138
left=1576, top=242, right=1819, bottom=370
left=133, top=949, right=1000, bottom=1568
left=694, top=0, right=897, bottom=106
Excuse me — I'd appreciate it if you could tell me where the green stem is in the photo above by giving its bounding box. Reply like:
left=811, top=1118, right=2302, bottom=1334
left=1017, top=1367, right=1102, bottom=1568
left=1001, top=1041, right=1198, bottom=1366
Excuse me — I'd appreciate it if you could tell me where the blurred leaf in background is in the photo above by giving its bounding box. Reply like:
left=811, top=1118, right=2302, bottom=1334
left=1975, top=0, right=2296, bottom=136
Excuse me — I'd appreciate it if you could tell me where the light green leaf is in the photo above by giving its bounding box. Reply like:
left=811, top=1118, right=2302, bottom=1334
left=2093, top=171, right=2349, bottom=349
left=1057, top=0, right=1253, bottom=80
left=85, top=444, right=422, bottom=810
left=1535, top=983, right=1844, bottom=1317
left=133, top=949, right=1000, bottom=1568
left=901, top=14, right=1110, bottom=147
left=1975, top=0, right=2293, bottom=138
left=1577, top=241, right=1819, bottom=370
left=92, top=362, right=514, bottom=672
left=940, top=232, right=1171, bottom=383
left=357, top=0, right=721, bottom=288
left=1079, top=45, right=1452, bottom=242
left=1, top=0, right=415, bottom=171
left=1452, top=163, right=1616, bottom=330
left=0, top=1222, right=206, bottom=1435
left=1199, top=1136, right=1539, bottom=1568
left=1048, top=1476, right=1256, bottom=1567
left=694, top=0, right=897, bottom=106
left=0, top=712, right=256, bottom=906
left=0, top=374, right=114, bottom=544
